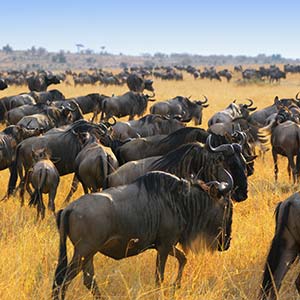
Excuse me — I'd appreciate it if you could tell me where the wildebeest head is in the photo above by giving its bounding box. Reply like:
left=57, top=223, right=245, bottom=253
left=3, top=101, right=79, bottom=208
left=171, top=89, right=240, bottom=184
left=144, top=79, right=155, bottom=94
left=45, top=75, right=61, bottom=85
left=194, top=95, right=209, bottom=125
left=199, top=172, right=233, bottom=251
left=239, top=99, right=257, bottom=119
left=206, top=135, right=248, bottom=202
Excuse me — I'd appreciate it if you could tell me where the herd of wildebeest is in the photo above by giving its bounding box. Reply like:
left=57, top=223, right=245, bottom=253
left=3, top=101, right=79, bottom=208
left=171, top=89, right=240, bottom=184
left=1, top=66, right=300, bottom=299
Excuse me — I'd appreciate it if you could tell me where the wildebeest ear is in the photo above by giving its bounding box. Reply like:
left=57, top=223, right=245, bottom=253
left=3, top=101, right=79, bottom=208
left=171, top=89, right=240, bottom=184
left=202, top=104, right=209, bottom=108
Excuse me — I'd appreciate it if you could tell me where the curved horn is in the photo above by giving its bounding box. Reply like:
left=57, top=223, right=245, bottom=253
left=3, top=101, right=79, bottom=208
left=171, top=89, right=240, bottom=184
left=232, top=130, right=246, bottom=146
left=245, top=98, right=253, bottom=108
left=67, top=103, right=77, bottom=112
left=206, top=134, right=234, bottom=155
left=198, top=95, right=208, bottom=105
left=296, top=92, right=300, bottom=100
left=218, top=169, right=234, bottom=194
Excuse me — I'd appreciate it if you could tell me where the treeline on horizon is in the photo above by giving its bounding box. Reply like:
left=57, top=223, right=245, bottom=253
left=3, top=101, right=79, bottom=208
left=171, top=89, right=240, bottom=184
left=0, top=44, right=299, bottom=70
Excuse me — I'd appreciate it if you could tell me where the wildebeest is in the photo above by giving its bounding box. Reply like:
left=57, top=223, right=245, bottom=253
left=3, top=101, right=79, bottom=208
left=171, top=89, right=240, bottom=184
left=109, top=134, right=248, bottom=202
left=0, top=93, right=37, bottom=122
left=52, top=171, right=233, bottom=300
left=218, top=69, right=232, bottom=82
left=249, top=95, right=300, bottom=126
left=7, top=120, right=110, bottom=200
left=0, top=125, right=40, bottom=199
left=26, top=148, right=60, bottom=219
left=27, top=74, right=61, bottom=92
left=0, top=79, right=8, bottom=90
left=208, top=99, right=256, bottom=126
left=126, top=73, right=155, bottom=94
left=101, top=92, right=155, bottom=121
left=260, top=193, right=300, bottom=300
left=71, top=93, right=109, bottom=122
left=32, top=89, right=65, bottom=104
left=111, top=127, right=209, bottom=164
left=16, top=105, right=77, bottom=132
left=260, top=120, right=300, bottom=183
left=150, top=96, right=209, bottom=125
left=111, top=114, right=185, bottom=141
left=64, top=132, right=119, bottom=202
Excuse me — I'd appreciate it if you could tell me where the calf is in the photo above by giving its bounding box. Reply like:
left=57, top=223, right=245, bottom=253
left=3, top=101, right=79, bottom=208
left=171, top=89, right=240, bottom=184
left=26, top=148, right=60, bottom=219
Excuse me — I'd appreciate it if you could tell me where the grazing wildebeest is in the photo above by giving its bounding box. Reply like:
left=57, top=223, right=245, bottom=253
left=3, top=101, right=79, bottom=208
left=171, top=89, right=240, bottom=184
left=126, top=73, right=155, bottom=94
left=64, top=132, right=119, bottom=202
left=6, top=103, right=50, bottom=125
left=112, top=127, right=209, bottom=164
left=150, top=96, right=209, bottom=125
left=0, top=79, right=8, bottom=90
left=52, top=171, right=233, bottom=300
left=27, top=74, right=61, bottom=92
left=17, top=105, right=76, bottom=132
left=26, top=148, right=60, bottom=219
left=111, top=114, right=185, bottom=141
left=207, top=99, right=256, bottom=126
left=218, top=69, right=232, bottom=82
left=100, top=92, right=155, bottom=121
left=260, top=193, right=300, bottom=300
left=0, top=93, right=37, bottom=122
left=7, top=120, right=110, bottom=200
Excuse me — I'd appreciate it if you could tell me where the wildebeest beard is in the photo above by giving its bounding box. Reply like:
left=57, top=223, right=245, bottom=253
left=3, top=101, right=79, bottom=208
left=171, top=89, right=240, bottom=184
left=134, top=171, right=233, bottom=252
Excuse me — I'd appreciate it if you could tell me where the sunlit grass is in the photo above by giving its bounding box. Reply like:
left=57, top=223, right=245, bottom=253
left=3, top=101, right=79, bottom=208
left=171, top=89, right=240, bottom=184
left=1, top=71, right=300, bottom=299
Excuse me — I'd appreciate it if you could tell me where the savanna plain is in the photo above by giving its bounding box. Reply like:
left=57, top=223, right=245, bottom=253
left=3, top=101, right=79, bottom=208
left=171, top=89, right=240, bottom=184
left=1, top=70, right=300, bottom=300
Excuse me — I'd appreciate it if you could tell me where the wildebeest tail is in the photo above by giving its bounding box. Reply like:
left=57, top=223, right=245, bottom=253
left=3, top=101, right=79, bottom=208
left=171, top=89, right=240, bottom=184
left=295, top=130, right=300, bottom=174
left=53, top=209, right=72, bottom=289
left=29, top=168, right=48, bottom=219
left=260, top=201, right=290, bottom=299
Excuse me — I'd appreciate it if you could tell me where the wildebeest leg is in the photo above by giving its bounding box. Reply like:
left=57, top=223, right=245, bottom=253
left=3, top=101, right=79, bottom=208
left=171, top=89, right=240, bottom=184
left=272, top=148, right=278, bottom=182
left=64, top=175, right=79, bottom=203
left=155, top=247, right=170, bottom=286
left=287, top=155, right=297, bottom=184
left=287, top=162, right=291, bottom=181
left=269, top=247, right=298, bottom=299
left=82, top=257, right=101, bottom=299
left=60, top=250, right=83, bottom=300
left=168, top=247, right=187, bottom=288
left=48, top=186, right=58, bottom=213
left=295, top=271, right=300, bottom=294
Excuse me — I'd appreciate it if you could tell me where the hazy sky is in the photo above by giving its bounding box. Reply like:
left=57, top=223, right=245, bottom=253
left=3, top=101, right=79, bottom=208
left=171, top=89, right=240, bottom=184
left=1, top=0, right=299, bottom=58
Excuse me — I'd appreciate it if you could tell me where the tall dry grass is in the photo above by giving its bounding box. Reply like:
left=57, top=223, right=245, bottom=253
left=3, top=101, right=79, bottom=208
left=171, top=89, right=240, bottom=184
left=1, top=72, right=300, bottom=299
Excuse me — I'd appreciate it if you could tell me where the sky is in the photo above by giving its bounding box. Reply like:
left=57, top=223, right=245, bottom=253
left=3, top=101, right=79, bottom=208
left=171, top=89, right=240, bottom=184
left=1, top=0, right=300, bottom=58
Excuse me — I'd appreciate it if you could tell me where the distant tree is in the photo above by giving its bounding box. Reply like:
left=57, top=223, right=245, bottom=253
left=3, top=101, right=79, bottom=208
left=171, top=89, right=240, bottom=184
left=2, top=44, right=13, bottom=54
left=76, top=44, right=84, bottom=53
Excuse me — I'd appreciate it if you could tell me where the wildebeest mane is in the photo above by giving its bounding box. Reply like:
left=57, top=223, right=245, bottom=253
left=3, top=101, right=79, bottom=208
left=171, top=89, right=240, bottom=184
left=159, top=127, right=209, bottom=149
left=134, top=171, right=223, bottom=251
left=149, top=143, right=223, bottom=182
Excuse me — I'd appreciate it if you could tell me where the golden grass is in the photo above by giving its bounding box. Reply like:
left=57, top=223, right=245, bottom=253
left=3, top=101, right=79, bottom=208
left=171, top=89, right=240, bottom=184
left=1, top=72, right=300, bottom=299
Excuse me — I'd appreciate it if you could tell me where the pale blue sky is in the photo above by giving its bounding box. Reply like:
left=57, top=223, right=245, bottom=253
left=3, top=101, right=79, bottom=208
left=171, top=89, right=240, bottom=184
left=1, top=0, right=299, bottom=58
